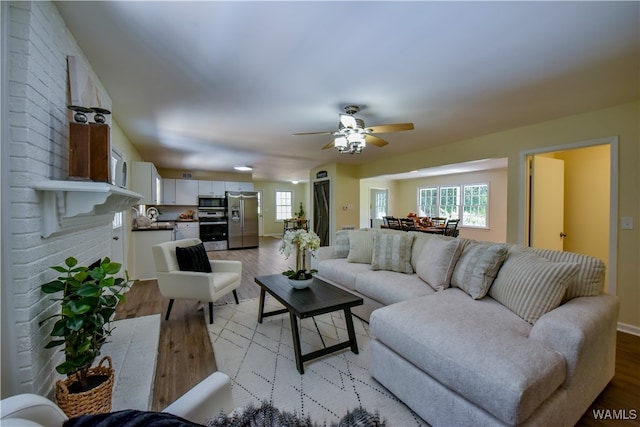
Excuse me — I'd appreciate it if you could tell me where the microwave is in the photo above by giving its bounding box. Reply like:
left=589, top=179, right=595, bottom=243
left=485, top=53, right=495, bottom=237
left=198, top=196, right=226, bottom=209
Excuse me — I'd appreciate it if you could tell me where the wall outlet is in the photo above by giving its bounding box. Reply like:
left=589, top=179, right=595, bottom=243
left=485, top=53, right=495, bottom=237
left=621, top=217, right=633, bottom=230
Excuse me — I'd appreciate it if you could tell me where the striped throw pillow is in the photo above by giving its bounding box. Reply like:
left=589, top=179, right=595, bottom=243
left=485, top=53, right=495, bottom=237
left=451, top=242, right=509, bottom=299
left=489, top=251, right=579, bottom=324
left=370, top=231, right=415, bottom=274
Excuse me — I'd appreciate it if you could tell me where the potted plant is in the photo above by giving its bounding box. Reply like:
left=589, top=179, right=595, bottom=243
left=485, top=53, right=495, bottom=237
left=280, top=229, right=320, bottom=289
left=40, top=256, right=131, bottom=417
left=295, top=202, right=305, bottom=220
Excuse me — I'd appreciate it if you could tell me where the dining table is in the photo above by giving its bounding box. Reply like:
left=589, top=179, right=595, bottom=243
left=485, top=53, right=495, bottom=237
left=416, top=226, right=446, bottom=234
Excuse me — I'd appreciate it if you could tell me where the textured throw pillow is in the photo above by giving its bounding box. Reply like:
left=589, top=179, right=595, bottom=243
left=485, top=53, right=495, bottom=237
left=370, top=232, right=415, bottom=274
left=346, top=230, right=375, bottom=264
left=332, top=230, right=350, bottom=258
left=451, top=242, right=509, bottom=299
left=489, top=252, right=579, bottom=324
left=416, top=237, right=463, bottom=291
left=175, top=243, right=212, bottom=273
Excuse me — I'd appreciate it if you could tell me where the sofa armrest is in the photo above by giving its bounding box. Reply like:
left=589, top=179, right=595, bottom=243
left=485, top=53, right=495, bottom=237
left=529, top=294, right=619, bottom=387
left=162, top=371, right=234, bottom=424
left=210, top=259, right=242, bottom=274
left=0, top=393, right=68, bottom=426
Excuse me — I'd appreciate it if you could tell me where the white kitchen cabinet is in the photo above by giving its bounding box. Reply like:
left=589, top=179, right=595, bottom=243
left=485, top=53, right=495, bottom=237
left=131, top=229, right=173, bottom=280
left=131, top=161, right=162, bottom=204
left=162, top=178, right=176, bottom=205
left=225, top=181, right=254, bottom=192
left=175, top=180, right=199, bottom=205
left=198, top=180, right=225, bottom=196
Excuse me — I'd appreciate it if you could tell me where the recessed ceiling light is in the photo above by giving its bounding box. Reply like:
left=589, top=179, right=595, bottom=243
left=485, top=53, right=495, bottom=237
left=233, top=166, right=253, bottom=171
left=291, top=180, right=299, bottom=184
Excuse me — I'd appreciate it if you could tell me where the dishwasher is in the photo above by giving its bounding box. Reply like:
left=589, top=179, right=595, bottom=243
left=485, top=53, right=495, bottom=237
left=174, top=222, right=199, bottom=240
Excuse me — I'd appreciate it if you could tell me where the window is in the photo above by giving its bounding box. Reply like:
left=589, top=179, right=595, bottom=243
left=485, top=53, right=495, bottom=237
left=417, top=183, right=489, bottom=228
left=462, top=184, right=488, bottom=227
left=418, top=187, right=438, bottom=217
left=275, top=191, right=293, bottom=221
left=439, top=186, right=460, bottom=219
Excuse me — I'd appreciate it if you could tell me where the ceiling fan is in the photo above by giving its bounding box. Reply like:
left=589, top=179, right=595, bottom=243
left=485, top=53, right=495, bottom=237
left=293, top=105, right=414, bottom=154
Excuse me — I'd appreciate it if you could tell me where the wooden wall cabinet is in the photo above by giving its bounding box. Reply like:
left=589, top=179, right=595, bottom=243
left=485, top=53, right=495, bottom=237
left=68, top=123, right=111, bottom=182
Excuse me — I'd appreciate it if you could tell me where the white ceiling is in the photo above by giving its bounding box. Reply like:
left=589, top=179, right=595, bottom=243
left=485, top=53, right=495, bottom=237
left=54, top=1, right=639, bottom=182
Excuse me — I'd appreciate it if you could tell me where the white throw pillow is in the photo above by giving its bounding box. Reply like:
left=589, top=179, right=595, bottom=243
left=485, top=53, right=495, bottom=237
left=346, top=230, right=375, bottom=264
left=451, top=242, right=509, bottom=299
left=370, top=232, right=415, bottom=274
left=416, top=237, right=463, bottom=291
left=489, top=251, right=579, bottom=324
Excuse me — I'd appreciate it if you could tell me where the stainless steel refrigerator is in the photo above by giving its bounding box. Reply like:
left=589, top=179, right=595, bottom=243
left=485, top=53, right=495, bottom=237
left=226, top=191, right=259, bottom=249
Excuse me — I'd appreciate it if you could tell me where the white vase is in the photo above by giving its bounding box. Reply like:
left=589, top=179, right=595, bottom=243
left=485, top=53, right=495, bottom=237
left=288, top=277, right=313, bottom=289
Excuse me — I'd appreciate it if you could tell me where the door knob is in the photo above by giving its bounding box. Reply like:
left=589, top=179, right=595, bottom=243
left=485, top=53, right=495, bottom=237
left=113, top=236, right=119, bottom=240
left=560, top=232, right=567, bottom=238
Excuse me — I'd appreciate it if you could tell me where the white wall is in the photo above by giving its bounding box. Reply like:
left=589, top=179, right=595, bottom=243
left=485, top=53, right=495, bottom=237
left=2, top=1, right=116, bottom=397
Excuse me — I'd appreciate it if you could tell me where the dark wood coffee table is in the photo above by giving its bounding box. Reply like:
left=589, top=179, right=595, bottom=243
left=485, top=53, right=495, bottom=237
left=254, top=274, right=363, bottom=374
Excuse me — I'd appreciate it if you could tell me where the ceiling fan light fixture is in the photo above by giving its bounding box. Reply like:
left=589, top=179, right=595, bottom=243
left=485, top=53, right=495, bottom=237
left=334, top=136, right=348, bottom=148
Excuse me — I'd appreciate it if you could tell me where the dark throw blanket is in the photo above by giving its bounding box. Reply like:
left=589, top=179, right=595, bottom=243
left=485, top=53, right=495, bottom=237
left=63, top=403, right=386, bottom=427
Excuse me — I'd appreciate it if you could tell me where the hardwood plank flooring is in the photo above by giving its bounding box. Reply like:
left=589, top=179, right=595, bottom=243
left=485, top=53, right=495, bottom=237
left=115, top=237, right=640, bottom=423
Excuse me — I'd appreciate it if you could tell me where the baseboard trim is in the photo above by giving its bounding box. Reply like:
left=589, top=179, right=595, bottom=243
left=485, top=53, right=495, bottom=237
left=617, top=322, right=640, bottom=336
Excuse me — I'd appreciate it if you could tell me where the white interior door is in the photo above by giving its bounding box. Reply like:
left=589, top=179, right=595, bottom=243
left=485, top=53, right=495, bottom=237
left=530, top=155, right=565, bottom=250
left=370, top=188, right=388, bottom=229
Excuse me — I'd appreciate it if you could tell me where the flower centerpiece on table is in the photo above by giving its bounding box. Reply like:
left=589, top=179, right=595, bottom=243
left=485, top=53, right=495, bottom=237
left=280, top=229, right=320, bottom=281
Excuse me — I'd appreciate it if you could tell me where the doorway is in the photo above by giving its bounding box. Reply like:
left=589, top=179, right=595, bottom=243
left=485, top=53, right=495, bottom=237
left=370, top=188, right=388, bottom=229
left=314, top=179, right=330, bottom=246
left=522, top=137, right=617, bottom=294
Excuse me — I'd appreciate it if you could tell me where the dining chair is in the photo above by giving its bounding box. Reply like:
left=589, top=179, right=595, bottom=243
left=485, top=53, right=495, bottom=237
left=386, top=217, right=403, bottom=230
left=444, top=219, right=460, bottom=237
left=431, top=217, right=447, bottom=228
left=400, top=217, right=417, bottom=231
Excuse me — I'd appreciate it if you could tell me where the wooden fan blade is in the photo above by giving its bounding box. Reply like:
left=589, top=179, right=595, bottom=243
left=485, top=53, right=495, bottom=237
left=367, top=123, right=414, bottom=133
left=322, top=140, right=335, bottom=150
left=365, top=134, right=389, bottom=147
left=292, top=131, right=334, bottom=136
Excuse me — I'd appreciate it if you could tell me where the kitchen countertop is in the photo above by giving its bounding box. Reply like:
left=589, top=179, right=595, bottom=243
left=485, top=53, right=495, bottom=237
left=132, top=222, right=175, bottom=231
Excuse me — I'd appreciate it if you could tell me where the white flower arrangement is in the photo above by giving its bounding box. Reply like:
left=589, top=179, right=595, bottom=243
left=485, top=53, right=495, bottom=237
left=280, top=229, right=320, bottom=280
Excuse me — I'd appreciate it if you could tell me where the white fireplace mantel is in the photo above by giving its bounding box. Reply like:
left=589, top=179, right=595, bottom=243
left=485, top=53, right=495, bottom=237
left=35, top=180, right=143, bottom=238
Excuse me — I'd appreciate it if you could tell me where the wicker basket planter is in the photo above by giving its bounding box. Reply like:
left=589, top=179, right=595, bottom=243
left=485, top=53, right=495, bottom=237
left=55, top=356, right=114, bottom=418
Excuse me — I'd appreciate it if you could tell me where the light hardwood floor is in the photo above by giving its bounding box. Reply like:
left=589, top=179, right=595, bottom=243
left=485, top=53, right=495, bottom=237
left=114, top=237, right=640, bottom=425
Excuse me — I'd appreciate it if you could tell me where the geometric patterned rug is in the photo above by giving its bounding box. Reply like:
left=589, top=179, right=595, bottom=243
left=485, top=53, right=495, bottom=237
left=207, top=297, right=428, bottom=426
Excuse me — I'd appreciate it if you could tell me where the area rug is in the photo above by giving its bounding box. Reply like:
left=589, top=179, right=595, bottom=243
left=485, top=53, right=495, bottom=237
left=100, top=314, right=160, bottom=411
left=207, top=297, right=428, bottom=426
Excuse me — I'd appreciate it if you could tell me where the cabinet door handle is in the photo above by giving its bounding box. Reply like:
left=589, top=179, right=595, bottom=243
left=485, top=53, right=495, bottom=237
left=113, top=236, right=119, bottom=241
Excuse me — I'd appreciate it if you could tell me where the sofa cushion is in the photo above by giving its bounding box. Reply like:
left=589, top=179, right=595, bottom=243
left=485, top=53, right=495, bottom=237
left=530, top=247, right=605, bottom=302
left=332, top=230, right=350, bottom=258
left=415, top=237, right=462, bottom=291
left=451, top=242, right=509, bottom=299
left=370, top=232, right=414, bottom=274
left=316, top=258, right=372, bottom=292
left=355, top=270, right=434, bottom=306
left=370, top=289, right=566, bottom=425
left=346, top=230, right=374, bottom=264
left=489, top=251, right=579, bottom=324
left=175, top=243, right=212, bottom=273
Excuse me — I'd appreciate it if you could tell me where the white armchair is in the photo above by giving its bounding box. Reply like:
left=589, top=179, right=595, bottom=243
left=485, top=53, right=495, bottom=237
left=0, top=371, right=234, bottom=426
left=152, top=238, right=241, bottom=324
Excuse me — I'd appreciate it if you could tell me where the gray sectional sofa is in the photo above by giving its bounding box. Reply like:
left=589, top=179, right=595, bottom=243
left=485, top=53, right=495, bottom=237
left=312, top=229, right=619, bottom=427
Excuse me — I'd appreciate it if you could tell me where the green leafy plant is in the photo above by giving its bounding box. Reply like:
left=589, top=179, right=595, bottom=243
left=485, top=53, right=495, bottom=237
left=40, top=257, right=131, bottom=390
left=296, top=202, right=305, bottom=219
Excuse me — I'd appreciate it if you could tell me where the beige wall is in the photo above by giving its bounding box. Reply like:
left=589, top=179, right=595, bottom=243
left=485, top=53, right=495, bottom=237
left=253, top=181, right=309, bottom=237
left=157, top=168, right=252, bottom=182
left=358, top=102, right=639, bottom=329
left=393, top=168, right=508, bottom=242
